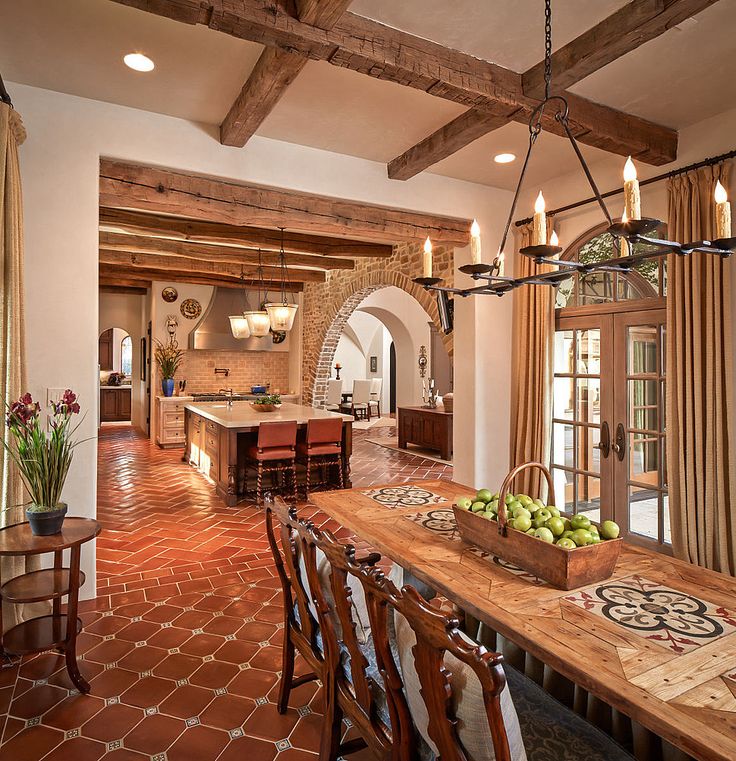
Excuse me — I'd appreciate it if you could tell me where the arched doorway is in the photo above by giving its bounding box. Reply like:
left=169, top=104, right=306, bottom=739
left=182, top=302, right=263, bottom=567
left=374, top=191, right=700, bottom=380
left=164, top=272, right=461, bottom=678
left=307, top=275, right=452, bottom=408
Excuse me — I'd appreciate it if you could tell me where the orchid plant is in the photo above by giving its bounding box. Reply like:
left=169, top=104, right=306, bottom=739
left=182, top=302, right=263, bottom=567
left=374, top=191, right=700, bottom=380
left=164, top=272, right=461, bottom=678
left=3, top=390, right=86, bottom=512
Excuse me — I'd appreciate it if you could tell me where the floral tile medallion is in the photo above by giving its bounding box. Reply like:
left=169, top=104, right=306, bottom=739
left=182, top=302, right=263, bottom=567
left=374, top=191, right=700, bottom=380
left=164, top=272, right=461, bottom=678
left=361, top=485, right=448, bottom=509
left=466, top=547, right=547, bottom=586
left=564, top=574, right=736, bottom=654
left=403, top=508, right=458, bottom=540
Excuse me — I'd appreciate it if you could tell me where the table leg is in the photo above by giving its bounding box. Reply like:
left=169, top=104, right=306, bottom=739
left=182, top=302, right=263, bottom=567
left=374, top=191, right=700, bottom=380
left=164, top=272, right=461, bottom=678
left=64, top=545, right=89, bottom=693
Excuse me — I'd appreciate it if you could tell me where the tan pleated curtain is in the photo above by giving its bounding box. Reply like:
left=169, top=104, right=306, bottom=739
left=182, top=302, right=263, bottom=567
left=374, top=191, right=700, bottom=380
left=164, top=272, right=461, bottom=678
left=0, top=102, right=42, bottom=629
left=667, top=161, right=736, bottom=575
left=509, top=218, right=555, bottom=498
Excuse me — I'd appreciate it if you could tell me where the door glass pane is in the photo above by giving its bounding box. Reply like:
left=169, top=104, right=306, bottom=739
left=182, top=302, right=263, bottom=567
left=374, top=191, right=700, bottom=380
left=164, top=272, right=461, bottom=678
left=576, top=473, right=601, bottom=521
left=629, top=379, right=659, bottom=431
left=629, top=485, right=659, bottom=539
left=554, top=330, right=574, bottom=374
left=577, top=378, right=600, bottom=425
left=576, top=329, right=600, bottom=374
left=553, top=377, right=574, bottom=420
left=578, top=426, right=601, bottom=474
left=552, top=423, right=574, bottom=469
left=663, top=494, right=671, bottom=544
left=628, top=326, right=658, bottom=374
left=551, top=467, right=574, bottom=513
left=630, top=433, right=659, bottom=482
left=579, top=272, right=615, bottom=305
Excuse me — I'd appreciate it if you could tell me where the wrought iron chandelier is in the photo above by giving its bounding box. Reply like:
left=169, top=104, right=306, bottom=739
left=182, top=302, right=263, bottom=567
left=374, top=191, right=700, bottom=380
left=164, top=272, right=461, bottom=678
left=414, top=0, right=735, bottom=299
left=229, top=267, right=252, bottom=339
left=244, top=248, right=272, bottom=337
left=264, top=228, right=299, bottom=332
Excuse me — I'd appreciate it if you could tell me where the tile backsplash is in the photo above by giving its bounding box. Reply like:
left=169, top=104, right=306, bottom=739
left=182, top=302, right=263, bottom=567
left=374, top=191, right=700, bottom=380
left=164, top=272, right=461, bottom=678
left=178, top=350, right=291, bottom=393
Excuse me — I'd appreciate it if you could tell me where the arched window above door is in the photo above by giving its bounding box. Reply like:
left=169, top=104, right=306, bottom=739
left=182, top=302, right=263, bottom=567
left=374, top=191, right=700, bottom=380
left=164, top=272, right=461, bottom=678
left=555, top=223, right=667, bottom=309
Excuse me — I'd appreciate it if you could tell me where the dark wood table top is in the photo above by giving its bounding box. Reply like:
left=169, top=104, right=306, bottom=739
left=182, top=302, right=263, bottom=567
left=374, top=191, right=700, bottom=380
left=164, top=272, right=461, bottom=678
left=0, top=517, right=101, bottom=556
left=398, top=405, right=452, bottom=416
left=311, top=478, right=736, bottom=761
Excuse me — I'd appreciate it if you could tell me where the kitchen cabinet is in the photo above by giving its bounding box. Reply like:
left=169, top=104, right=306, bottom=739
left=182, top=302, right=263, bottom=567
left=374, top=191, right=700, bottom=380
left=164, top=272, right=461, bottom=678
left=98, top=329, right=113, bottom=371
left=100, top=387, right=131, bottom=422
left=156, top=396, right=191, bottom=448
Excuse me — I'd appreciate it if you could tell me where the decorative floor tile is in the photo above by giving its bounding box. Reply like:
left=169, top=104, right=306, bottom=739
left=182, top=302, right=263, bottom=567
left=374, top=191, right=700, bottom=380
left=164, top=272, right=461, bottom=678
left=404, top=508, right=459, bottom=540
left=564, top=574, right=736, bottom=653
left=0, top=424, right=451, bottom=759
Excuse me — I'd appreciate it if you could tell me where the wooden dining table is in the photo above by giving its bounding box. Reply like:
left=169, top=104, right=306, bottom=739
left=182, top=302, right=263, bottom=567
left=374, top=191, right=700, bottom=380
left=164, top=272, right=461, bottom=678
left=311, top=478, right=736, bottom=761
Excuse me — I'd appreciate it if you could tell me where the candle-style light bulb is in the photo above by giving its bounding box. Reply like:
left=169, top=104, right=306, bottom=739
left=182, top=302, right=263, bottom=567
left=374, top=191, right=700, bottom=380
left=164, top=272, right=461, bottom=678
left=532, top=191, right=546, bottom=246
left=620, top=209, right=630, bottom=257
left=550, top=230, right=559, bottom=247
left=715, top=180, right=732, bottom=238
left=470, top=219, right=482, bottom=264
left=623, top=156, right=641, bottom=220
left=423, top=236, right=433, bottom=278
left=497, top=252, right=505, bottom=277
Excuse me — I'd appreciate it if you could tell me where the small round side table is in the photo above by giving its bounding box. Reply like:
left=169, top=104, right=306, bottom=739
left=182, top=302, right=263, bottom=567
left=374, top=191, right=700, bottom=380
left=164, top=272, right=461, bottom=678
left=0, top=517, right=101, bottom=693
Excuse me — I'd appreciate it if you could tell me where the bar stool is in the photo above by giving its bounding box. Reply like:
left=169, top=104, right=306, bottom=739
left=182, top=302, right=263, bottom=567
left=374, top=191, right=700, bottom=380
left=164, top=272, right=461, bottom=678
left=247, top=420, right=298, bottom=505
left=297, top=417, right=344, bottom=498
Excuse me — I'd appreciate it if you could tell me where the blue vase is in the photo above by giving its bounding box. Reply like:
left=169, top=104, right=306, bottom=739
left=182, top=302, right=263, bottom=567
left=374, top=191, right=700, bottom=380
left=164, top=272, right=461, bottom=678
left=162, top=378, right=175, bottom=397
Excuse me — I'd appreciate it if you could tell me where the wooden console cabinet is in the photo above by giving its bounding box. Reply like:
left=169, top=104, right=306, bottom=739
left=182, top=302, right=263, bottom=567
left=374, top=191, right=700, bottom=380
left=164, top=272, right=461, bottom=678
left=398, top=406, right=453, bottom=461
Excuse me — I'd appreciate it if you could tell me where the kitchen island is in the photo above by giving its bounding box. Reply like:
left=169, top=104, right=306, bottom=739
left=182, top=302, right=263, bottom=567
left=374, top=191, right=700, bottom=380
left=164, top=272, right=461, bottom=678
left=184, top=402, right=353, bottom=505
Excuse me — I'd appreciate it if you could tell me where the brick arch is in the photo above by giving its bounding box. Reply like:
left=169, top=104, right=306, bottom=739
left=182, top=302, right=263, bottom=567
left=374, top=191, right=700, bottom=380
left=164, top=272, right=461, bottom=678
left=304, top=269, right=453, bottom=406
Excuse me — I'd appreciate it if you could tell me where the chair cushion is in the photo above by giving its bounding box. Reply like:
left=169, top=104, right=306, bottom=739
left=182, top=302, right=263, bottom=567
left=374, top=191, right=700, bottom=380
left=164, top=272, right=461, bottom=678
left=247, top=445, right=295, bottom=461
left=297, top=442, right=342, bottom=457
left=504, top=665, right=634, bottom=761
left=298, top=547, right=372, bottom=645
left=395, top=612, right=527, bottom=761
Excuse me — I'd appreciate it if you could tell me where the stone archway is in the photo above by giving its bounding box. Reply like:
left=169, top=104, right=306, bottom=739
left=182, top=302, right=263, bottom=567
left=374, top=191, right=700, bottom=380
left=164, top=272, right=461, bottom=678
left=302, top=260, right=454, bottom=406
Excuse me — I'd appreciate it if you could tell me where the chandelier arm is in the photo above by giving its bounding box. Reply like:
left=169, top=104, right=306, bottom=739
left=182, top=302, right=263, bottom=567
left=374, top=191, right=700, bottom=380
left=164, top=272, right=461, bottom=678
left=497, top=131, right=538, bottom=257
left=558, top=114, right=612, bottom=227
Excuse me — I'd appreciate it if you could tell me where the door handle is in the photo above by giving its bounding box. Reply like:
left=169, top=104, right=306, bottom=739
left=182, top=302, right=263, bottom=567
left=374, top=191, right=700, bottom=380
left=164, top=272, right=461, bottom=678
left=593, top=421, right=611, bottom=458
left=612, top=422, right=626, bottom=461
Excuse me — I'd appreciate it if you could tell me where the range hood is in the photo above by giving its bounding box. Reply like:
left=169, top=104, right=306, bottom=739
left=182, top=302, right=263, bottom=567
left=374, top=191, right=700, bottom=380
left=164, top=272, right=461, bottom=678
left=189, top=287, right=291, bottom=352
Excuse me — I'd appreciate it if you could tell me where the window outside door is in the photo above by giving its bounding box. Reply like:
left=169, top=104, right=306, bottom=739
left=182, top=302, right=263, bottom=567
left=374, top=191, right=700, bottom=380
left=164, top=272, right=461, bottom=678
left=552, top=307, right=669, bottom=551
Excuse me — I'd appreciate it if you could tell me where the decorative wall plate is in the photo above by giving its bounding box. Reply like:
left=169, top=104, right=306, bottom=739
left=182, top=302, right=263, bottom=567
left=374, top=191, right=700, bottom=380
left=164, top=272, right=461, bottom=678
left=180, top=298, right=202, bottom=320
left=161, top=286, right=178, bottom=303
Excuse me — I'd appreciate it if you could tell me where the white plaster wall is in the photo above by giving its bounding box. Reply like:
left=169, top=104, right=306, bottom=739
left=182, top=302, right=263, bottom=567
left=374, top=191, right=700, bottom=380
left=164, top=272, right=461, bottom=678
left=12, top=81, right=513, bottom=594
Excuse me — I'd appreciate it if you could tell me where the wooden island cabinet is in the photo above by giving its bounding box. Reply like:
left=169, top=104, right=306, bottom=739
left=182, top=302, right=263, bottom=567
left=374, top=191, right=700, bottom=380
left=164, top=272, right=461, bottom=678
left=184, top=402, right=353, bottom=506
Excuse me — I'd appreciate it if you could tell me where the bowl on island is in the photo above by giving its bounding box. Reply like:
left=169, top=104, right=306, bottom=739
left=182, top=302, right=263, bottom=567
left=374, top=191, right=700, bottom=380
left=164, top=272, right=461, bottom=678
left=250, top=393, right=282, bottom=413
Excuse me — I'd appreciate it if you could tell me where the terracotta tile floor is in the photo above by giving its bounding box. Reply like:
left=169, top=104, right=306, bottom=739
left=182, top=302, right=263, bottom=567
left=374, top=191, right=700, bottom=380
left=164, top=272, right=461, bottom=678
left=0, top=425, right=451, bottom=760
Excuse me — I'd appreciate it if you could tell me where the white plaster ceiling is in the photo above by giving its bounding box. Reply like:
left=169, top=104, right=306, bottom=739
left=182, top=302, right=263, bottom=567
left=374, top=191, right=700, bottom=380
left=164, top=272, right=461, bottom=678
left=2, top=0, right=735, bottom=190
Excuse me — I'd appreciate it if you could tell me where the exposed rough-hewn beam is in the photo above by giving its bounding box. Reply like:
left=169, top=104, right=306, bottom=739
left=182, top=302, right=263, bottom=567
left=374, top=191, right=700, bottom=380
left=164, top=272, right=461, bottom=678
left=99, top=208, right=393, bottom=257
left=523, top=0, right=720, bottom=99
left=99, top=231, right=355, bottom=270
left=99, top=263, right=304, bottom=291
left=388, top=105, right=521, bottom=181
left=99, top=248, right=327, bottom=282
left=100, top=282, right=150, bottom=295
left=111, top=0, right=678, bottom=166
left=220, top=0, right=353, bottom=147
left=99, top=159, right=472, bottom=245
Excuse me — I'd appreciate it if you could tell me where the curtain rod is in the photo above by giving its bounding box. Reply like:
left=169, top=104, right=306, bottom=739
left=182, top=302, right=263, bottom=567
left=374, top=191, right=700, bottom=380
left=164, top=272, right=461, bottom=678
left=0, top=73, right=12, bottom=107
left=514, top=148, right=736, bottom=226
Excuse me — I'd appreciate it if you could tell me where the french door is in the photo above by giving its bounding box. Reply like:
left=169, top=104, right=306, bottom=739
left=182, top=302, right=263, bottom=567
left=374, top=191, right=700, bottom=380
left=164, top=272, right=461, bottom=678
left=552, top=305, right=669, bottom=551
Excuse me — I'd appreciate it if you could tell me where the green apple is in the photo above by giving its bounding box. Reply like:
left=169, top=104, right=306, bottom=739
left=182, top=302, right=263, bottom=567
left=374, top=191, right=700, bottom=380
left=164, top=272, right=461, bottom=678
left=526, top=527, right=537, bottom=535
left=556, top=537, right=576, bottom=550
left=534, top=527, right=554, bottom=543
left=471, top=501, right=487, bottom=513
left=532, top=498, right=546, bottom=509
left=589, top=533, right=602, bottom=544
left=508, top=500, right=522, bottom=514
left=563, top=518, right=573, bottom=531
left=507, top=518, right=516, bottom=530
left=476, top=488, right=493, bottom=503
left=488, top=500, right=499, bottom=513
left=532, top=515, right=549, bottom=529
left=588, top=523, right=600, bottom=535
left=570, top=513, right=591, bottom=530
left=504, top=493, right=515, bottom=505
left=561, top=530, right=575, bottom=540
left=518, top=495, right=533, bottom=507
left=512, top=506, right=532, bottom=520
left=571, top=528, right=593, bottom=547
left=600, top=520, right=620, bottom=540
left=514, top=514, right=532, bottom=532
left=491, top=492, right=500, bottom=501
left=548, top=506, right=560, bottom=517
left=455, top=496, right=473, bottom=510
left=545, top=516, right=566, bottom=537
left=534, top=508, right=552, bottom=523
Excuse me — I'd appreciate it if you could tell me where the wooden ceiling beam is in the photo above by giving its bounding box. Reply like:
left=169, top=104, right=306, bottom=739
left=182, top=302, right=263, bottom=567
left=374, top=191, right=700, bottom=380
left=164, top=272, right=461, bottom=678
left=522, top=0, right=720, bottom=99
left=100, top=281, right=150, bottom=294
left=99, top=208, right=392, bottom=257
left=99, top=248, right=327, bottom=282
left=112, top=0, right=677, bottom=167
left=99, top=263, right=304, bottom=291
left=99, top=159, right=471, bottom=245
left=220, top=0, right=353, bottom=147
left=99, top=230, right=355, bottom=270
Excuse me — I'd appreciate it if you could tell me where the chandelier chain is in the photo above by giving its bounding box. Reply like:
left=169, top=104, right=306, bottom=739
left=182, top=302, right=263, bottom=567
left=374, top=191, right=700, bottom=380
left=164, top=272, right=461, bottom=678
left=544, top=0, right=552, bottom=100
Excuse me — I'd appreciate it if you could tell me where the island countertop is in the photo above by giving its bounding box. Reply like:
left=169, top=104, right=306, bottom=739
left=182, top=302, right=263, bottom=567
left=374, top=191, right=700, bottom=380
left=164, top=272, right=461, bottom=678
left=184, top=401, right=353, bottom=429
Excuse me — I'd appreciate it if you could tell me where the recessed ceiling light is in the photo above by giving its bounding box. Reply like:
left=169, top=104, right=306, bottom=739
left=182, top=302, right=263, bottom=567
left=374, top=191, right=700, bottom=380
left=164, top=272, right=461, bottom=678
left=494, top=153, right=516, bottom=164
left=124, top=53, right=155, bottom=72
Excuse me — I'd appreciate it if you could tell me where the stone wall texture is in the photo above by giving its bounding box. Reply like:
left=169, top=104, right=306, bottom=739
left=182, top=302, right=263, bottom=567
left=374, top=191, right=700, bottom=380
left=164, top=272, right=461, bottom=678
left=301, top=241, right=454, bottom=405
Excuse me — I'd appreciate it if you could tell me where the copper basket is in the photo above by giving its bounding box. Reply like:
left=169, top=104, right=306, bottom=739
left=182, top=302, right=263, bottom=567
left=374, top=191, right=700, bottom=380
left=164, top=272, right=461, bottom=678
left=452, top=461, right=622, bottom=590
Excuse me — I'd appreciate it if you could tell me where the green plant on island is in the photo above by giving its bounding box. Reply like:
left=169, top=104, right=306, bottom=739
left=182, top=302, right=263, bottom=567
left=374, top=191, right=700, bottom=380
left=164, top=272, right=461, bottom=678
left=251, top=393, right=282, bottom=406
left=154, top=339, right=184, bottom=380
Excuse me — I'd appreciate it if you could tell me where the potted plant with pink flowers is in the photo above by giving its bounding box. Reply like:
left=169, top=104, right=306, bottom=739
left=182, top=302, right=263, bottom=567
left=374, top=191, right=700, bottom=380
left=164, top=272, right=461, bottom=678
left=3, top=390, right=87, bottom=535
